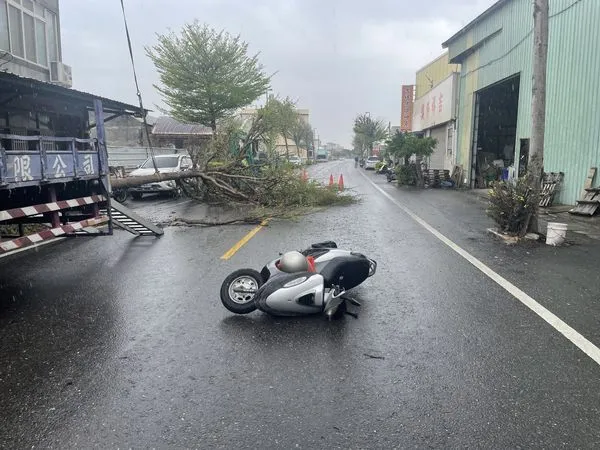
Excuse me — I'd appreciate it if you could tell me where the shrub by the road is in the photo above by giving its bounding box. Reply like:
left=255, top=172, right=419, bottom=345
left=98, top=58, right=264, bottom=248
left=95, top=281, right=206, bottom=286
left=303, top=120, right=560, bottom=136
left=395, top=165, right=418, bottom=185
left=487, top=176, right=537, bottom=235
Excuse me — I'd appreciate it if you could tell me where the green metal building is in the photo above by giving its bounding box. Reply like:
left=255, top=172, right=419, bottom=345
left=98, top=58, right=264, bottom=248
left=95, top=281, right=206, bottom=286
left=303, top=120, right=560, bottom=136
left=442, top=0, right=600, bottom=204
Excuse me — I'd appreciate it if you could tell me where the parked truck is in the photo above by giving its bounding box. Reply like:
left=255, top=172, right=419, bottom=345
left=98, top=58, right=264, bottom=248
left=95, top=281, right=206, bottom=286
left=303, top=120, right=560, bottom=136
left=0, top=72, right=162, bottom=258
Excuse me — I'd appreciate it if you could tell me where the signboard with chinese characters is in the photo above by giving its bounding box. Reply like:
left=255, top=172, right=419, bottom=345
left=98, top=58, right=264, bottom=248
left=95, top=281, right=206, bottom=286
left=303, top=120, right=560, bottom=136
left=412, top=73, right=458, bottom=132
left=400, top=85, right=414, bottom=132
left=4, top=151, right=99, bottom=184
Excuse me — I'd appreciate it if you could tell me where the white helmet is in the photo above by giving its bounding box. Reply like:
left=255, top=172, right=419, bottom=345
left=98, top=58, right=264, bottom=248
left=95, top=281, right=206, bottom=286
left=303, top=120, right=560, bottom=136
left=279, top=251, right=309, bottom=273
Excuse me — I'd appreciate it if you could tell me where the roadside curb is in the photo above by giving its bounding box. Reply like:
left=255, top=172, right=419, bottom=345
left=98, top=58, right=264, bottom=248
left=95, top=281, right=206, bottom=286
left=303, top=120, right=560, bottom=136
left=486, top=228, right=519, bottom=245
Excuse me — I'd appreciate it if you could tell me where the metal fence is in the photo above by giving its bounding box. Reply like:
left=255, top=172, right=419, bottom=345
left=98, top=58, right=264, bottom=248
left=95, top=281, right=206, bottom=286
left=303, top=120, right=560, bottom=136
left=106, top=146, right=186, bottom=171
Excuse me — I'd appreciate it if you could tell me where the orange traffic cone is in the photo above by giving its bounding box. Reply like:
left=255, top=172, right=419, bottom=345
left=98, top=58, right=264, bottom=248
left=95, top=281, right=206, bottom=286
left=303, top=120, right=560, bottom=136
left=338, top=174, right=344, bottom=191
left=329, top=174, right=334, bottom=187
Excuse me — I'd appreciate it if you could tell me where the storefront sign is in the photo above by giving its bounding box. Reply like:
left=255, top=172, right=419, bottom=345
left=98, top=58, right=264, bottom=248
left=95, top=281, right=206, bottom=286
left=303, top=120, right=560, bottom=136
left=412, top=73, right=457, bottom=132
left=400, top=85, right=414, bottom=132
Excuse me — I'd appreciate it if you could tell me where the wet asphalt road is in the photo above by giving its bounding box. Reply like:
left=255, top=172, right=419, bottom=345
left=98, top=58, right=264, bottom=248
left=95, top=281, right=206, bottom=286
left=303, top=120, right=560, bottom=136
left=2, top=160, right=600, bottom=448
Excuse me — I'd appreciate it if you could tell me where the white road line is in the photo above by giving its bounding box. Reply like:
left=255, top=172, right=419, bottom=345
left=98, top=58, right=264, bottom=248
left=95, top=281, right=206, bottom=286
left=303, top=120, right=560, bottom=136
left=360, top=170, right=600, bottom=366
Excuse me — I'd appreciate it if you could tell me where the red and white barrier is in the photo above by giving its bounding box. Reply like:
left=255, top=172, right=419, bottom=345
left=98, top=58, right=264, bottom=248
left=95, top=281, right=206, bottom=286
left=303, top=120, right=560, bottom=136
left=0, top=195, right=106, bottom=223
left=0, top=216, right=109, bottom=254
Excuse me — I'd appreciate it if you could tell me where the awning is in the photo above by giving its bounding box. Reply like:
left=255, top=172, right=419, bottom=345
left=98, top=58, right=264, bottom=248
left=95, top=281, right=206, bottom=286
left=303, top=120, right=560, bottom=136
left=0, top=71, right=146, bottom=117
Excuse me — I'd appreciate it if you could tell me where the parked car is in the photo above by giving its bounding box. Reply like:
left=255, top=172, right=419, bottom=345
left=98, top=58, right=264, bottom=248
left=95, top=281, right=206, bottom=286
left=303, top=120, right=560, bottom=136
left=129, top=154, right=192, bottom=200
left=364, top=155, right=382, bottom=170
left=287, top=155, right=302, bottom=166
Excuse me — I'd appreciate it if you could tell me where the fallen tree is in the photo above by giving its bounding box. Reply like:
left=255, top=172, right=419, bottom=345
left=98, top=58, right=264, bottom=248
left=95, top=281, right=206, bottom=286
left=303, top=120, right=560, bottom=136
left=110, top=163, right=355, bottom=210
left=109, top=98, right=355, bottom=210
left=110, top=169, right=257, bottom=203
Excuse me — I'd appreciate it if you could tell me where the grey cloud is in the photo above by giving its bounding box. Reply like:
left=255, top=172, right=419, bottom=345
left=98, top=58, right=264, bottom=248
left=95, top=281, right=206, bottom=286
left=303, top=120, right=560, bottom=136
left=60, top=0, right=497, bottom=147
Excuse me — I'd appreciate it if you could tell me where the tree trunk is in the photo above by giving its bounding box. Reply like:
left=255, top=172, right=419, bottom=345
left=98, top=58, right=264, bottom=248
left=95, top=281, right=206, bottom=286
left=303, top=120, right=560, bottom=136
left=527, top=0, right=549, bottom=234
left=284, top=135, right=290, bottom=159
left=111, top=171, right=205, bottom=189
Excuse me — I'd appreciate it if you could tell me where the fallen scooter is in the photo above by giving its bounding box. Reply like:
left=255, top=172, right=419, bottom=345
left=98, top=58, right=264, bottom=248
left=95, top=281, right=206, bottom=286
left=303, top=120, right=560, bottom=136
left=220, top=241, right=377, bottom=319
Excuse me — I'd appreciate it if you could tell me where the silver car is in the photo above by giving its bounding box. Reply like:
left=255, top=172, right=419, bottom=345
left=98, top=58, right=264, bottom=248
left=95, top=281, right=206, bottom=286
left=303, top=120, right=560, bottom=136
left=364, top=155, right=381, bottom=170
left=129, top=154, right=192, bottom=199
left=287, top=155, right=302, bottom=166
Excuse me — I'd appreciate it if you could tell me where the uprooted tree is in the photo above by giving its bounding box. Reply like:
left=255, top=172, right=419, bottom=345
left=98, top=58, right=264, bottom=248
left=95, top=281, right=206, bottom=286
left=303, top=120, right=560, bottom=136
left=120, top=21, right=354, bottom=215
left=110, top=97, right=353, bottom=212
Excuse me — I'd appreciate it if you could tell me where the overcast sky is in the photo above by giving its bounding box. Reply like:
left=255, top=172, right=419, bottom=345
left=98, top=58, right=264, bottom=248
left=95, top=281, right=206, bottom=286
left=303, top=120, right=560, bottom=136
left=60, top=0, right=496, bottom=147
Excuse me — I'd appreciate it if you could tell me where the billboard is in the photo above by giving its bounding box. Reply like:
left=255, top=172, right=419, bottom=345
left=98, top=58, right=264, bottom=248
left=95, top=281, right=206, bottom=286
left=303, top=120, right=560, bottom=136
left=400, top=85, right=414, bottom=132
left=412, top=73, right=458, bottom=132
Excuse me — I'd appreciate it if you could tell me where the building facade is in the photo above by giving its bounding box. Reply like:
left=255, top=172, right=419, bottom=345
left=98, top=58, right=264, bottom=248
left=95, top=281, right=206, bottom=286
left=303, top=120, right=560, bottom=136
left=443, top=0, right=600, bottom=203
left=415, top=52, right=460, bottom=99
left=411, top=53, right=460, bottom=171
left=0, top=0, right=71, bottom=86
left=150, top=116, right=212, bottom=149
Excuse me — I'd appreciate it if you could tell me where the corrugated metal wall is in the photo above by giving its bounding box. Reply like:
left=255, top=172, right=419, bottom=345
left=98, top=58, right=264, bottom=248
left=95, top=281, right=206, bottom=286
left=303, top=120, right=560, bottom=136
left=450, top=0, right=598, bottom=204
left=544, top=0, right=600, bottom=204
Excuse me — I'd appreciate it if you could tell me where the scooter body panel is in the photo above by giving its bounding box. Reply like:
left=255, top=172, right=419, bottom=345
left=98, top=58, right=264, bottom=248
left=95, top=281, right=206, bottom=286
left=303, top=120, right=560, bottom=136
left=254, top=272, right=326, bottom=317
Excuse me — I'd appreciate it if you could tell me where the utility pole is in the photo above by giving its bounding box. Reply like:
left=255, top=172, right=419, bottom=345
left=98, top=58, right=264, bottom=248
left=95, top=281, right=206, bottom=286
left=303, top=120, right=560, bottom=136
left=527, top=0, right=549, bottom=234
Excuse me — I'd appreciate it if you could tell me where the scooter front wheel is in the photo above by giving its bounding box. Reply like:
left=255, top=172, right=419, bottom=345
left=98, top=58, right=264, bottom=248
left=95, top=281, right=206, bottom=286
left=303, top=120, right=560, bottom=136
left=220, top=269, right=263, bottom=314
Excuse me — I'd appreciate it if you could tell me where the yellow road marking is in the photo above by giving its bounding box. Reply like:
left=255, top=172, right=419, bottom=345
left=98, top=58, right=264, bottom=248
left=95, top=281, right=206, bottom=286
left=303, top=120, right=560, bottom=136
left=220, top=219, right=270, bottom=260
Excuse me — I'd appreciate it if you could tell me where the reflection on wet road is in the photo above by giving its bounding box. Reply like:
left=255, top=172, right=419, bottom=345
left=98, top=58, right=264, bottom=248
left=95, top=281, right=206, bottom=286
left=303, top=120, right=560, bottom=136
left=2, top=160, right=600, bottom=448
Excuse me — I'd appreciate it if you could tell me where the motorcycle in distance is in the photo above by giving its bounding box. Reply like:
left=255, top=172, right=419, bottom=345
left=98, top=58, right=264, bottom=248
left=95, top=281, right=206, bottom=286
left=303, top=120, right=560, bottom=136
left=376, top=161, right=397, bottom=183
left=220, top=241, right=377, bottom=319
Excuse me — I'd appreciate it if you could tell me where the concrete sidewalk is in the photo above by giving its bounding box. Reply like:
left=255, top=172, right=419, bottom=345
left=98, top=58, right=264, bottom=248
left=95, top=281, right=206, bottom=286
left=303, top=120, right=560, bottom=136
left=464, top=187, right=600, bottom=241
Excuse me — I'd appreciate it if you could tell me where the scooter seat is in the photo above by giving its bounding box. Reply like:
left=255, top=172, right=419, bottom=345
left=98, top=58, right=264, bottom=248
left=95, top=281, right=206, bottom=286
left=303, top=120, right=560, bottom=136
left=310, top=241, right=337, bottom=249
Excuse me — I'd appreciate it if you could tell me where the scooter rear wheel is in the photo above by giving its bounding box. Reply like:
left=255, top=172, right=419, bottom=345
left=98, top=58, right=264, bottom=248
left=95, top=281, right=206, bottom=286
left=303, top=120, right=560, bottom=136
left=220, top=269, right=263, bottom=314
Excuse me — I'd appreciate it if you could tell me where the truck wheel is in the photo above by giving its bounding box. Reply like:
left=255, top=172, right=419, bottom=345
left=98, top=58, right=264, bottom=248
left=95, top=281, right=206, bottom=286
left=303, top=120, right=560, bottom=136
left=220, top=269, right=263, bottom=314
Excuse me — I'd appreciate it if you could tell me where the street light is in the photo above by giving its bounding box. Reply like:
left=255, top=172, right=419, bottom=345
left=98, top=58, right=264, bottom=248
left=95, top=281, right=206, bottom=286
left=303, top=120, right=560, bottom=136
left=313, top=128, right=319, bottom=162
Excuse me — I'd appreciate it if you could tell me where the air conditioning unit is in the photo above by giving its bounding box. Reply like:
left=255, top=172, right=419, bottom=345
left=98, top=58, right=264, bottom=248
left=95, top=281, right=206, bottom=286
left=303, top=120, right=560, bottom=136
left=50, top=61, right=73, bottom=88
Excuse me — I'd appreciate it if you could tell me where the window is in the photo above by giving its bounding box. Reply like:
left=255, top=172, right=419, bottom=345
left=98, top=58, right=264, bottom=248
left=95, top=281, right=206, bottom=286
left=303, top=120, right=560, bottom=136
left=0, top=1, right=9, bottom=51
left=35, top=18, right=45, bottom=65
left=141, top=156, right=180, bottom=169
left=23, top=10, right=35, bottom=63
left=8, top=4, right=23, bottom=58
left=44, top=9, right=57, bottom=62
left=3, top=1, right=58, bottom=67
